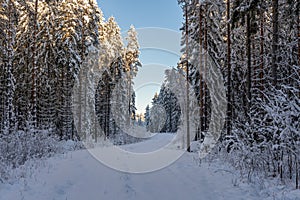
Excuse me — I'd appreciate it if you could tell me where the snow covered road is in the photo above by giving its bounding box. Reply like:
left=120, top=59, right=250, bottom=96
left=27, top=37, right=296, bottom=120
left=1, top=134, right=261, bottom=200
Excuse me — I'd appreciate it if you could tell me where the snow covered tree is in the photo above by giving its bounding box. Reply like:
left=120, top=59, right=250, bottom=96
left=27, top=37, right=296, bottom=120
left=123, top=25, right=141, bottom=126
left=130, top=91, right=137, bottom=124
left=153, top=84, right=181, bottom=133
left=176, top=0, right=299, bottom=188
left=144, top=105, right=150, bottom=131
left=0, top=0, right=17, bottom=134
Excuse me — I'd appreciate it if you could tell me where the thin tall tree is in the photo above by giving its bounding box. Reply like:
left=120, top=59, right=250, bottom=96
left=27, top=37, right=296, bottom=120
left=271, top=0, right=279, bottom=88
left=31, top=0, right=39, bottom=131
left=185, top=3, right=191, bottom=152
left=226, top=0, right=232, bottom=135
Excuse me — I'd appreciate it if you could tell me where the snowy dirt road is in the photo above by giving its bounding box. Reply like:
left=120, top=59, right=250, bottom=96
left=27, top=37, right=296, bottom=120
left=1, top=133, right=262, bottom=200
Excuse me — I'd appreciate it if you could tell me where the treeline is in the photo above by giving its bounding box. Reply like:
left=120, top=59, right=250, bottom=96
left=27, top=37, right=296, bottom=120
left=0, top=0, right=140, bottom=140
left=178, top=0, right=299, bottom=188
left=145, top=84, right=181, bottom=133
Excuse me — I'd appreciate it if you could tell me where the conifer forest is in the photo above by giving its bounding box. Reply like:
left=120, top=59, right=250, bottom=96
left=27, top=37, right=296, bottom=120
left=0, top=0, right=299, bottom=199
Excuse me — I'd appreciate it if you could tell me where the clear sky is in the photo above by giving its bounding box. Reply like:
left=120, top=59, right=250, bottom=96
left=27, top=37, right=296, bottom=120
left=97, top=0, right=183, bottom=115
left=98, top=0, right=182, bottom=31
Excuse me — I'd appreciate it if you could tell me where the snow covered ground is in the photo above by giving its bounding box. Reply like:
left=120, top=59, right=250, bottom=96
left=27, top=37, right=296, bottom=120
left=1, top=133, right=299, bottom=200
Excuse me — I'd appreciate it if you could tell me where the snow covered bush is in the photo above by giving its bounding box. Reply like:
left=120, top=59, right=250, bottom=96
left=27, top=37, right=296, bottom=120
left=216, top=87, right=300, bottom=188
left=0, top=130, right=80, bottom=183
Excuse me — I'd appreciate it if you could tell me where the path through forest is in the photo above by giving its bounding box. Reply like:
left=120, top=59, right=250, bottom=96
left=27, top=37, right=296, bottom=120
left=1, top=134, right=263, bottom=200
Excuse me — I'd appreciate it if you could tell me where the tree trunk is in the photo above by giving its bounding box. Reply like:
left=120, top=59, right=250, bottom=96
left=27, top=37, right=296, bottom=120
left=31, top=0, right=39, bottom=131
left=196, top=5, right=204, bottom=140
left=280, top=150, right=283, bottom=180
left=288, top=152, right=292, bottom=180
left=78, top=11, right=85, bottom=139
left=296, top=155, right=299, bottom=189
left=185, top=4, right=190, bottom=152
left=298, top=8, right=300, bottom=97
left=246, top=13, right=252, bottom=112
left=4, top=0, right=15, bottom=134
left=60, top=65, right=65, bottom=139
left=271, top=0, right=279, bottom=88
left=204, top=16, right=208, bottom=132
left=198, top=4, right=204, bottom=141
left=127, top=73, right=131, bottom=127
left=226, top=0, right=232, bottom=135
left=260, top=11, right=265, bottom=96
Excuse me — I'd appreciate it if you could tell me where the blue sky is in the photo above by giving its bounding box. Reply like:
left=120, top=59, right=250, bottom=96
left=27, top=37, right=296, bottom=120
left=97, top=0, right=183, bottom=115
left=98, top=0, right=182, bottom=31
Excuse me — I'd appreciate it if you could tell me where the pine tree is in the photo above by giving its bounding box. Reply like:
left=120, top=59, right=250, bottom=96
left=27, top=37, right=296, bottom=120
left=0, top=0, right=17, bottom=134
left=271, top=0, right=279, bottom=88
left=144, top=105, right=150, bottom=131
left=175, top=0, right=300, bottom=188
left=130, top=91, right=137, bottom=124
left=124, top=25, right=141, bottom=126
